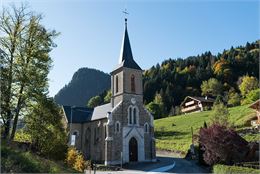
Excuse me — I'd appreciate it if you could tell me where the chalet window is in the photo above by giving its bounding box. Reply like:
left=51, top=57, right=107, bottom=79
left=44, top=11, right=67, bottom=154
left=116, top=75, right=119, bottom=93
left=131, top=75, right=135, bottom=92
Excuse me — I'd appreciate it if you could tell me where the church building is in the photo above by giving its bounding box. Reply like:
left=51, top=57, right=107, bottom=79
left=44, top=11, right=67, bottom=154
left=63, top=18, right=156, bottom=165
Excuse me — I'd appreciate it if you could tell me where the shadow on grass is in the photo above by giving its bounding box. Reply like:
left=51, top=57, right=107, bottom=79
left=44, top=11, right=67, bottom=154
left=155, top=130, right=189, bottom=139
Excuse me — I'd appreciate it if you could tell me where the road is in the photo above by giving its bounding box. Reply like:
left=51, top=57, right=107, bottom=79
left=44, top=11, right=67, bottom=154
left=89, top=153, right=208, bottom=174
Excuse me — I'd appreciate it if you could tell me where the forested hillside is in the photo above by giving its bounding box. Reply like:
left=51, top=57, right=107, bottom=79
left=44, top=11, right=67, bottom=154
left=54, top=68, right=110, bottom=106
left=143, top=40, right=259, bottom=117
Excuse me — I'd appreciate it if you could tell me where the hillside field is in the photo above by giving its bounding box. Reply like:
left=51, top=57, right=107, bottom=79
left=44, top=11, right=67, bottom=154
left=154, top=104, right=259, bottom=154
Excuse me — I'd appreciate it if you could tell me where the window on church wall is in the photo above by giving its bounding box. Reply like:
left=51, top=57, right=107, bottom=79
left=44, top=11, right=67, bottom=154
left=115, top=121, right=120, bottom=133
left=131, top=75, right=135, bottom=93
left=129, top=107, right=132, bottom=124
left=144, top=123, right=149, bottom=133
left=133, top=108, right=137, bottom=124
left=116, top=76, right=119, bottom=93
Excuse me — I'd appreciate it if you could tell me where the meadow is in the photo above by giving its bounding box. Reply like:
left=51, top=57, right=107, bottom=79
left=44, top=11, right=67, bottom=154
left=154, top=104, right=258, bottom=153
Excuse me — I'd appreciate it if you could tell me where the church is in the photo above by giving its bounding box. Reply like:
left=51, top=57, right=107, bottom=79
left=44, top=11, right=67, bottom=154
left=63, top=18, right=156, bottom=165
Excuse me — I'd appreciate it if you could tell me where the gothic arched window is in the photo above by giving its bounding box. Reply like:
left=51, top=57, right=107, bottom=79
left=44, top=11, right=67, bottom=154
left=116, top=75, right=119, bottom=93
left=133, top=108, right=137, bottom=124
left=115, top=121, right=120, bottom=133
left=144, top=123, right=149, bottom=133
left=129, top=107, right=132, bottom=124
left=131, top=75, right=135, bottom=92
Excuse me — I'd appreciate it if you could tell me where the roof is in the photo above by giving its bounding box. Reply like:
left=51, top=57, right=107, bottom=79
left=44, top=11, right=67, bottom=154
left=92, top=103, right=112, bottom=121
left=112, top=19, right=142, bottom=73
left=63, top=103, right=112, bottom=123
left=249, top=100, right=260, bottom=110
left=181, top=96, right=215, bottom=106
left=63, top=106, right=93, bottom=123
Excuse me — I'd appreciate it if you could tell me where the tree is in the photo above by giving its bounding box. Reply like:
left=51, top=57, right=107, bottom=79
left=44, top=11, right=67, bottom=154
left=239, top=75, right=258, bottom=97
left=87, top=96, right=102, bottom=108
left=0, top=4, right=59, bottom=140
left=211, top=102, right=229, bottom=126
left=227, top=89, right=241, bottom=107
left=201, top=78, right=223, bottom=97
left=241, top=88, right=260, bottom=105
left=104, top=90, right=112, bottom=103
left=198, top=124, right=248, bottom=165
left=146, top=102, right=161, bottom=119
left=26, top=95, right=67, bottom=160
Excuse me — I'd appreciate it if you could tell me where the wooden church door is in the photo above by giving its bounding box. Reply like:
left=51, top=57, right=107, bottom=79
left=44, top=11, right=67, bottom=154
left=129, top=137, right=138, bottom=162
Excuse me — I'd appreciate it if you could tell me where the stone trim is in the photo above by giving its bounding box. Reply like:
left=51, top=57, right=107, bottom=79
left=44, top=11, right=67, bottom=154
left=122, top=126, right=145, bottom=163
left=143, top=105, right=154, bottom=127
left=105, top=137, right=113, bottom=141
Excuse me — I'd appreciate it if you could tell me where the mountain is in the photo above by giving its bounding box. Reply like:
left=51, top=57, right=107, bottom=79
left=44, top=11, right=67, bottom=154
left=54, top=68, right=110, bottom=107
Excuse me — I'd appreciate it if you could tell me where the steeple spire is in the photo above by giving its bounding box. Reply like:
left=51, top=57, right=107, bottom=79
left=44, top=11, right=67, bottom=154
left=117, top=15, right=142, bottom=71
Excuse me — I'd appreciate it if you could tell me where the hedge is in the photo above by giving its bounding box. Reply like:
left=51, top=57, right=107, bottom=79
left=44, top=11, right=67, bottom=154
left=213, top=164, right=260, bottom=174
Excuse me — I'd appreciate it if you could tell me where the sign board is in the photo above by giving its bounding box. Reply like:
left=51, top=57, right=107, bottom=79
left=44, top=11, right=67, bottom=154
left=71, top=135, right=76, bottom=146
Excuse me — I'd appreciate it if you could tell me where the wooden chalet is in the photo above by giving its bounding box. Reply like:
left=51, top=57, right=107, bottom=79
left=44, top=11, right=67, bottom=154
left=181, top=96, right=215, bottom=114
left=249, top=100, right=260, bottom=129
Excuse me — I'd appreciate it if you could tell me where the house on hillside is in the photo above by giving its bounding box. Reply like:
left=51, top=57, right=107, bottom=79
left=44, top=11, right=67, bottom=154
left=180, top=96, right=215, bottom=114
left=249, top=100, right=260, bottom=129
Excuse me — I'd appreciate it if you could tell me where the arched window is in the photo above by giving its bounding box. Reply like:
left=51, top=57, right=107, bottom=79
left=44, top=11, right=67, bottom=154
left=144, top=123, right=149, bottom=133
left=129, top=107, right=132, bottom=124
left=73, top=130, right=79, bottom=137
left=133, top=108, right=137, bottom=124
left=116, top=76, right=119, bottom=93
left=115, top=121, right=120, bottom=133
left=131, top=75, right=135, bottom=92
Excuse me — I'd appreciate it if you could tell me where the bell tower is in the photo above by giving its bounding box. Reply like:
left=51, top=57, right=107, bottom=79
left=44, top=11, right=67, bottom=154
left=110, top=18, right=143, bottom=107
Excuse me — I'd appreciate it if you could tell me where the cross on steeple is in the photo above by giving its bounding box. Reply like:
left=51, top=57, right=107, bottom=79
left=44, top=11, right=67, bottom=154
left=122, top=9, right=129, bottom=26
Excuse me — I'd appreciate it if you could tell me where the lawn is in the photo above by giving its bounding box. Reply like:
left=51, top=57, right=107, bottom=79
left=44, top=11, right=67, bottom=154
left=154, top=104, right=258, bottom=153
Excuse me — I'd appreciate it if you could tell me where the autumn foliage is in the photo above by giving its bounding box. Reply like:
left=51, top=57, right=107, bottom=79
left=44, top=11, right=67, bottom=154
left=198, top=124, right=249, bottom=166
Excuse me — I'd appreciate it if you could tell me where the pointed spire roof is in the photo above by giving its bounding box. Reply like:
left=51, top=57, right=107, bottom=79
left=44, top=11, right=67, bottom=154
left=117, top=18, right=142, bottom=71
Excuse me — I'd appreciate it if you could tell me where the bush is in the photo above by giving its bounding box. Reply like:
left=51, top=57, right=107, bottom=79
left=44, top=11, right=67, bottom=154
left=14, top=129, right=32, bottom=142
left=199, top=124, right=249, bottom=166
left=66, top=147, right=78, bottom=167
left=213, top=164, right=260, bottom=174
left=66, top=147, right=90, bottom=172
left=73, top=153, right=86, bottom=172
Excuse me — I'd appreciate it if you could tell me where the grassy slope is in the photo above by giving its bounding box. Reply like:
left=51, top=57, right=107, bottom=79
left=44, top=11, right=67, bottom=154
left=1, top=142, right=77, bottom=173
left=154, top=104, right=258, bottom=153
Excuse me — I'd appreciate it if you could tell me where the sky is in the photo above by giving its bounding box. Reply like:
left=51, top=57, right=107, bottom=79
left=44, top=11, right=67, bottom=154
left=2, top=0, right=260, bottom=97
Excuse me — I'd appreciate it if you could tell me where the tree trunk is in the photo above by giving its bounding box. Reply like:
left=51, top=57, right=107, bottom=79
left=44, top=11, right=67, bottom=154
left=10, top=84, right=24, bottom=140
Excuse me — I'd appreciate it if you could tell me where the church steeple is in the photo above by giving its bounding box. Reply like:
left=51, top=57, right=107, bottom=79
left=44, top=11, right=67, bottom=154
left=117, top=18, right=142, bottom=70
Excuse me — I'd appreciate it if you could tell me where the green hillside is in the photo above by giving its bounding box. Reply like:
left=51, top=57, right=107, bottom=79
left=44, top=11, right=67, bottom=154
left=154, top=104, right=258, bottom=154
left=1, top=141, right=76, bottom=173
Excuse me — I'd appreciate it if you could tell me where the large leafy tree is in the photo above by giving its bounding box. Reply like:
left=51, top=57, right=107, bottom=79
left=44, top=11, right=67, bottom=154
left=201, top=78, right=223, bottom=97
left=25, top=95, right=67, bottom=160
left=239, top=75, right=258, bottom=97
left=0, top=4, right=59, bottom=140
left=87, top=95, right=102, bottom=108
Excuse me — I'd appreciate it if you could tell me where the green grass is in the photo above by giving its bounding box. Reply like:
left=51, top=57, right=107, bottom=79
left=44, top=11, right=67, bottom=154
left=154, top=104, right=258, bottom=153
left=213, top=164, right=260, bottom=174
left=1, top=141, right=77, bottom=173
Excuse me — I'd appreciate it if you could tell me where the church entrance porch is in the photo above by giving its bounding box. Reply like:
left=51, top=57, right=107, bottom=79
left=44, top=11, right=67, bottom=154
left=129, top=137, right=138, bottom=162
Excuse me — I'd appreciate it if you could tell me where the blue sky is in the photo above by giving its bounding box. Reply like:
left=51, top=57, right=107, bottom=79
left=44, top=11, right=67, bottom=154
left=2, top=0, right=260, bottom=97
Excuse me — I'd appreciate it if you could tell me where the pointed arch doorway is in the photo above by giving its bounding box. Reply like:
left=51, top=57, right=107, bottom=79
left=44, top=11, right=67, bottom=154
left=129, top=137, right=138, bottom=162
